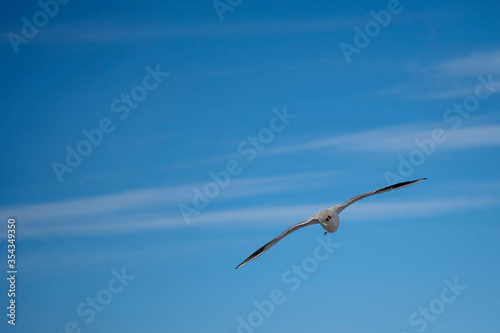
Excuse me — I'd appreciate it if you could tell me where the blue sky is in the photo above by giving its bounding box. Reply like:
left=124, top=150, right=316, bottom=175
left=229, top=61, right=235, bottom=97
left=1, top=0, right=500, bottom=332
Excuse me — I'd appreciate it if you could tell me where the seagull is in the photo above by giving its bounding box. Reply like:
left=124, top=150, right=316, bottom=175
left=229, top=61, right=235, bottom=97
left=236, top=178, right=426, bottom=269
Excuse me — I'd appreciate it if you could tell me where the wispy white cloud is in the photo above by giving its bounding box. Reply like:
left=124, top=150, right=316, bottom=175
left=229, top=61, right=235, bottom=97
left=387, top=49, right=500, bottom=99
left=1, top=171, right=336, bottom=238
left=8, top=178, right=500, bottom=239
left=0, top=184, right=190, bottom=223
left=193, top=195, right=500, bottom=227
left=9, top=7, right=461, bottom=44
left=169, top=122, right=500, bottom=168
left=13, top=17, right=365, bottom=43
left=266, top=123, right=500, bottom=156
left=436, top=49, right=500, bottom=77
left=341, top=197, right=500, bottom=220
left=387, top=86, right=483, bottom=100
left=5, top=151, right=500, bottom=238
left=22, top=194, right=500, bottom=238
left=444, top=125, right=500, bottom=148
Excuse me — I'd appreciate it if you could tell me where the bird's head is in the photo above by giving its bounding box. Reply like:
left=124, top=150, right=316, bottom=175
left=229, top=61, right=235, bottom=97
left=317, top=209, right=339, bottom=234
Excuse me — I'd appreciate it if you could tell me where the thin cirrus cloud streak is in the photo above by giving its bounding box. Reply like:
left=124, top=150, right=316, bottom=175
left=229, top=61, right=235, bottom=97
left=406, top=49, right=500, bottom=78
left=0, top=185, right=191, bottom=223
left=266, top=124, right=500, bottom=156
left=10, top=18, right=367, bottom=43
left=195, top=195, right=500, bottom=227
left=407, top=88, right=483, bottom=100
left=0, top=171, right=334, bottom=225
left=168, top=123, right=500, bottom=169
left=12, top=7, right=461, bottom=44
left=385, top=84, right=497, bottom=100
left=435, top=49, right=500, bottom=77
left=5, top=176, right=500, bottom=239
left=388, top=84, right=500, bottom=100
left=387, top=49, right=500, bottom=99
left=17, top=195, right=500, bottom=239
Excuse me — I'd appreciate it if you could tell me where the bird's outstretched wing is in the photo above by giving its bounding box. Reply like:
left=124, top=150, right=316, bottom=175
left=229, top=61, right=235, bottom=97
left=335, top=178, right=427, bottom=214
left=236, top=219, right=320, bottom=269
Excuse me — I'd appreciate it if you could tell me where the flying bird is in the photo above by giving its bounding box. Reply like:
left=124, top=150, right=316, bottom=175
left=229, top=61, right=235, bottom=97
left=236, top=178, right=426, bottom=269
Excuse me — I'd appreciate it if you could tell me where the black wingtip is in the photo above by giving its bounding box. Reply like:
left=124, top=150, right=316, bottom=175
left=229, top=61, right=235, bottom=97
left=235, top=243, right=268, bottom=270
left=235, top=261, right=246, bottom=269
left=235, top=258, right=249, bottom=269
left=377, top=178, right=427, bottom=194
left=399, top=177, right=427, bottom=185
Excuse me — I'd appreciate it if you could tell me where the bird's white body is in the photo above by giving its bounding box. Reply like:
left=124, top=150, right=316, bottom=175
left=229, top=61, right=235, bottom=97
left=310, top=205, right=340, bottom=233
